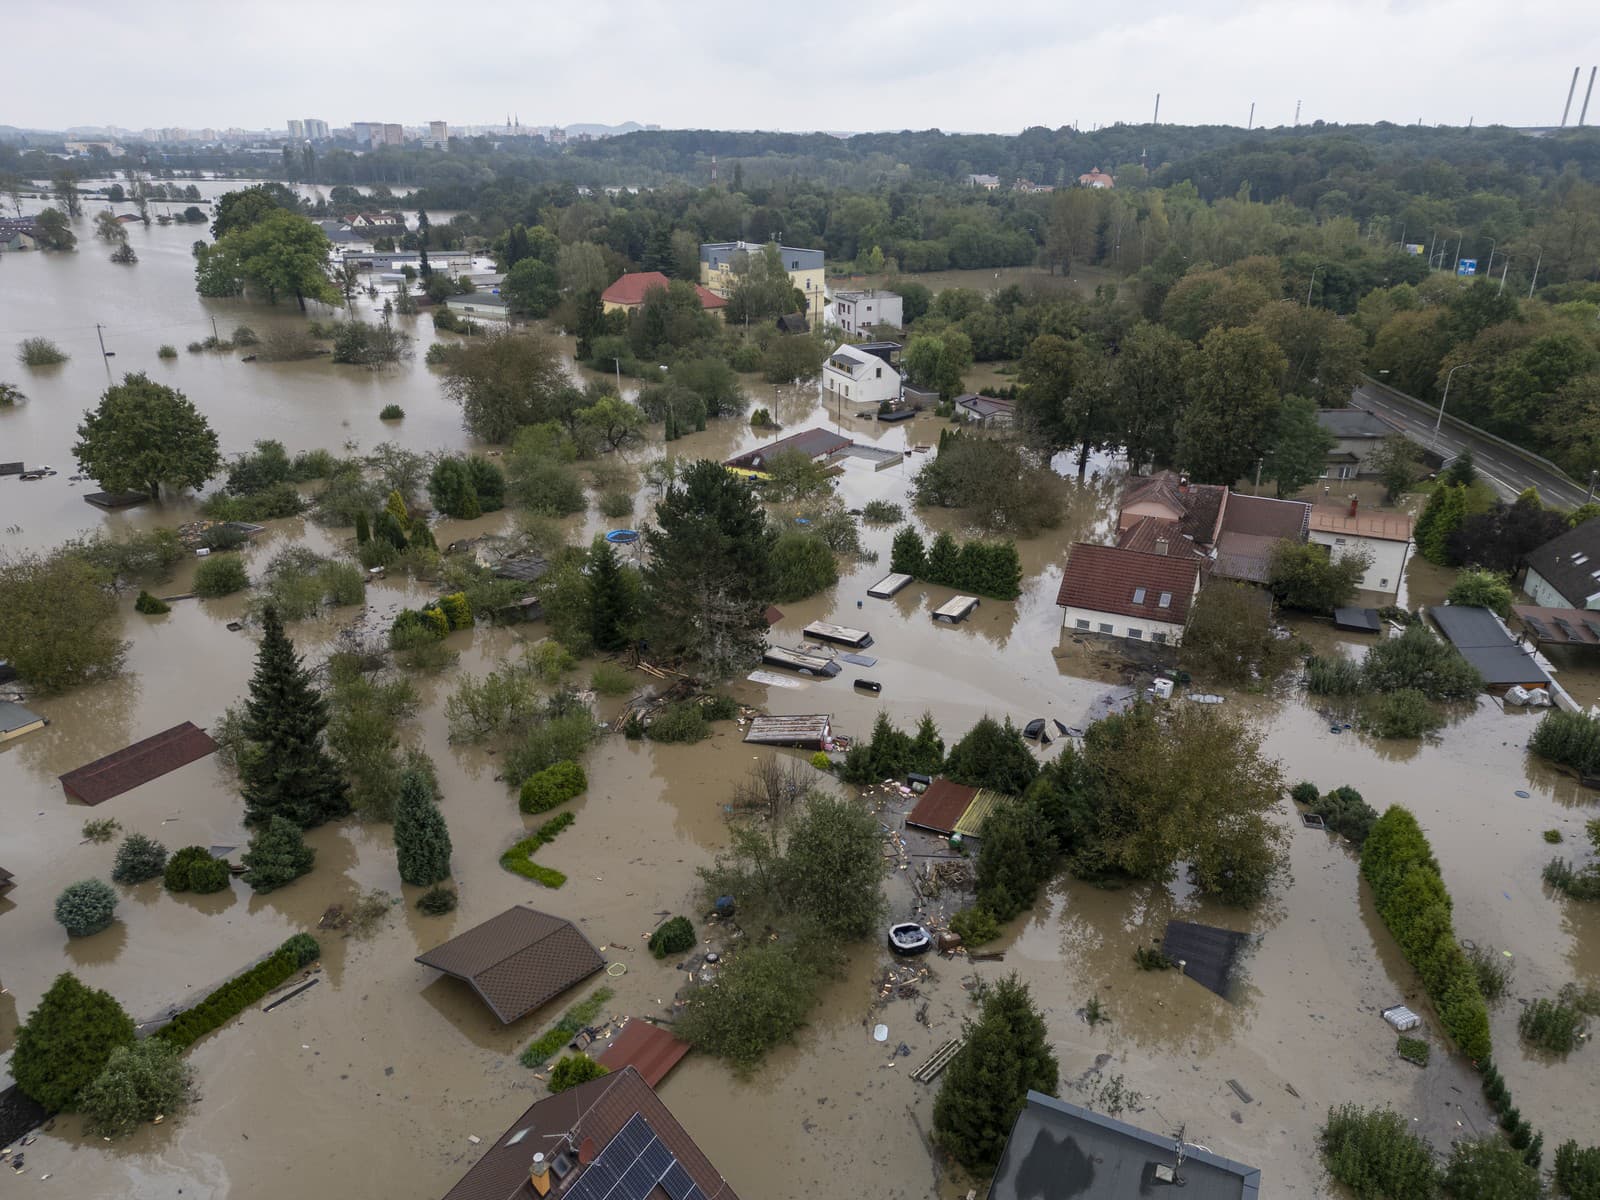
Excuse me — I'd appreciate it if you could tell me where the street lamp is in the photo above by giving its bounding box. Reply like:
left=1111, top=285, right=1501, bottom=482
left=1432, top=362, right=1474, bottom=447
left=1306, top=262, right=1327, bottom=307
left=1527, top=242, right=1544, bottom=300
left=1482, top=237, right=1497, bottom=278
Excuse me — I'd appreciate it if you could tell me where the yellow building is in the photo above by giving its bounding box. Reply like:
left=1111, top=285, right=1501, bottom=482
left=699, top=240, right=825, bottom=324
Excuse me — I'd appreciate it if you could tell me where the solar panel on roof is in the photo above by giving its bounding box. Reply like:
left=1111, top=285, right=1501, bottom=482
left=640, top=1140, right=674, bottom=1178
left=1585, top=618, right=1600, bottom=641
left=661, top=1162, right=698, bottom=1200
left=1554, top=616, right=1579, bottom=639
left=1524, top=616, right=1553, bottom=640
left=566, top=1113, right=684, bottom=1200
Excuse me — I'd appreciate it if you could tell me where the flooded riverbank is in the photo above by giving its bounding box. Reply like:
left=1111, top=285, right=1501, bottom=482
left=3, top=210, right=1599, bottom=1200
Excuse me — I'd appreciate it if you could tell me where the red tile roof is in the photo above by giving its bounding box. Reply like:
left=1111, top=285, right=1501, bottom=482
left=440, top=1067, right=739, bottom=1200
left=601, top=272, right=726, bottom=311
left=596, top=1018, right=690, bottom=1087
left=1116, top=516, right=1205, bottom=561
left=415, top=906, right=605, bottom=1024
left=906, top=779, right=978, bottom=836
left=58, top=721, right=218, bottom=805
left=1120, top=471, right=1226, bottom=546
left=1220, top=493, right=1310, bottom=540
left=1056, top=543, right=1200, bottom=624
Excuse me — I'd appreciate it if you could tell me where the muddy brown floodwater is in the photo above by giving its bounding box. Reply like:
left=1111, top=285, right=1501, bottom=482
left=3, top=204, right=1599, bottom=1200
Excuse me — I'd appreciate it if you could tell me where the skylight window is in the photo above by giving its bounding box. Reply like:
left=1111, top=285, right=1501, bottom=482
left=1158, top=592, right=1172, bottom=608
left=1132, top=587, right=1147, bottom=604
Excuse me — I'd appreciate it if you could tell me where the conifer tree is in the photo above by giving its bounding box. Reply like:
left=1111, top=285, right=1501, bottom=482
left=12, top=973, right=136, bottom=1111
left=925, top=531, right=960, bottom=585
left=933, top=974, right=1059, bottom=1172
left=588, top=535, right=637, bottom=652
left=394, top=769, right=452, bottom=886
left=239, top=606, right=350, bottom=828
left=890, top=526, right=926, bottom=576
left=241, top=815, right=315, bottom=892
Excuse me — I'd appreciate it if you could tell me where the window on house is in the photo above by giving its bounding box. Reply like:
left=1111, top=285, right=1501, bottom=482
left=1074, top=619, right=1090, bottom=631
left=1099, top=622, right=1114, bottom=634
left=1158, top=592, right=1172, bottom=608
left=876, top=367, right=882, bottom=378
left=1335, top=538, right=1347, bottom=545
left=1132, top=587, right=1147, bottom=604
left=1152, top=631, right=1168, bottom=645
left=1128, top=627, right=1143, bottom=640
left=1380, top=579, right=1389, bottom=588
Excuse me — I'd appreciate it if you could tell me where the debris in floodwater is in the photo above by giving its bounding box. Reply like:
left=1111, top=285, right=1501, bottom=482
left=873, top=1024, right=888, bottom=1042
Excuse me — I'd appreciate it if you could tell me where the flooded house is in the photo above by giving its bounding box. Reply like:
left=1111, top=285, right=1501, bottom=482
left=1315, top=407, right=1403, bottom=480
left=1057, top=542, right=1200, bottom=646
left=415, top=906, right=606, bottom=1024
left=822, top=342, right=902, bottom=411
left=600, top=271, right=728, bottom=319
left=1522, top=516, right=1600, bottom=610
left=1307, top=500, right=1413, bottom=597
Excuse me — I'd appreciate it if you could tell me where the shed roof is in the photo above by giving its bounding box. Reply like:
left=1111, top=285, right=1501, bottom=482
left=905, top=779, right=978, bottom=836
left=1057, top=543, right=1200, bottom=625
left=1427, top=605, right=1550, bottom=687
left=439, top=1067, right=739, bottom=1200
left=1316, top=407, right=1399, bottom=439
left=595, top=1019, right=691, bottom=1087
left=58, top=721, right=218, bottom=805
left=1512, top=604, right=1600, bottom=647
left=953, top=789, right=1006, bottom=839
left=0, top=700, right=45, bottom=735
left=416, top=906, right=605, bottom=1024
left=992, top=1093, right=1260, bottom=1200
left=724, top=428, right=852, bottom=471
left=1523, top=517, right=1600, bottom=608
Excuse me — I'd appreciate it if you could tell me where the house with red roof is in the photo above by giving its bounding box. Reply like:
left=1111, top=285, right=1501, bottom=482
left=1057, top=542, right=1202, bottom=646
left=600, top=271, right=727, bottom=318
left=1078, top=167, right=1115, bottom=189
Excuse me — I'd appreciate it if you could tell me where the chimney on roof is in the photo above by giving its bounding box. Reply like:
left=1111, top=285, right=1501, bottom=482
left=1349, top=495, right=1359, bottom=518
left=1178, top=475, right=1189, bottom=494
left=529, top=1153, right=551, bottom=1197
left=1154, top=537, right=1169, bottom=556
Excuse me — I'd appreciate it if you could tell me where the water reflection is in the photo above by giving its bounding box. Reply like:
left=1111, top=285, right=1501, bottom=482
left=63, top=918, right=129, bottom=967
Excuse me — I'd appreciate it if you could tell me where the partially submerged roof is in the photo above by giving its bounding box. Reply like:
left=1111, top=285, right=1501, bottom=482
left=416, top=906, right=605, bottom=1024
left=1316, top=407, right=1399, bottom=440
left=1333, top=607, right=1383, bottom=633
left=1428, top=605, right=1550, bottom=687
left=492, top=556, right=550, bottom=584
left=59, top=721, right=218, bottom=805
left=742, top=714, right=832, bottom=747
left=1163, top=920, right=1253, bottom=1001
left=725, top=428, right=852, bottom=471
left=1309, top=505, right=1413, bottom=542
left=953, top=789, right=1006, bottom=839
left=1523, top=517, right=1600, bottom=608
left=83, top=490, right=150, bottom=509
left=440, top=1067, right=739, bottom=1200
left=905, top=779, right=978, bottom=836
left=1057, top=543, right=1200, bottom=624
left=0, top=700, right=46, bottom=736
left=595, top=1019, right=691, bottom=1088
left=991, top=1092, right=1260, bottom=1200
left=1513, top=604, right=1600, bottom=647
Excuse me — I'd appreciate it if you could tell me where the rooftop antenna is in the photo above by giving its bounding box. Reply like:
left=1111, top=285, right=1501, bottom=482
left=1580, top=66, right=1597, bottom=126
left=1152, top=93, right=1161, bottom=124
left=1562, top=66, right=1580, bottom=125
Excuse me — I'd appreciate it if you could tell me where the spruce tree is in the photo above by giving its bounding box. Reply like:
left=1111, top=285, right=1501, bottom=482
left=241, top=815, right=315, bottom=892
left=393, top=769, right=452, bottom=886
left=890, top=526, right=927, bottom=576
left=588, top=536, right=637, bottom=652
left=925, top=531, right=960, bottom=585
left=355, top=510, right=371, bottom=545
left=933, top=974, right=1059, bottom=1172
left=12, top=973, right=137, bottom=1111
left=239, top=606, right=349, bottom=828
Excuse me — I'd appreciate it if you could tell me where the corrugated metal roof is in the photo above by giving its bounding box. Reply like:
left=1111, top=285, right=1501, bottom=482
left=596, top=1019, right=690, bottom=1087
left=416, top=906, right=605, bottom=1025
left=954, top=790, right=1006, bottom=839
left=58, top=721, right=218, bottom=805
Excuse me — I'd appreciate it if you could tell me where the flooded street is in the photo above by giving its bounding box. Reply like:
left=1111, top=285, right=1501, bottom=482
left=3, top=206, right=1599, bottom=1199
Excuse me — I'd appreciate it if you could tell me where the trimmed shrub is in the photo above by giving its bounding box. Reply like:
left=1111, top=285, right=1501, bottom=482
left=11, top=973, right=136, bottom=1112
left=549, top=1053, right=609, bottom=1093
left=417, top=886, right=458, bottom=915
left=1320, top=1104, right=1439, bottom=1199
left=649, top=916, right=696, bottom=959
left=55, top=879, right=118, bottom=937
left=241, top=816, right=315, bottom=892
left=1290, top=781, right=1320, bottom=806
left=111, top=833, right=168, bottom=884
left=809, top=750, right=832, bottom=770
left=519, top=987, right=614, bottom=1068
left=193, top=554, right=250, bottom=597
left=520, top=760, right=587, bottom=814
left=500, top=813, right=574, bottom=887
left=153, top=934, right=320, bottom=1049
left=134, top=589, right=170, bottom=614
left=164, top=845, right=232, bottom=894
left=1397, top=1035, right=1430, bottom=1066
left=79, top=1040, right=192, bottom=1137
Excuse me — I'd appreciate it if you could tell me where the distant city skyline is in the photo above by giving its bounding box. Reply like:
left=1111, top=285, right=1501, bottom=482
left=5, top=0, right=1599, bottom=133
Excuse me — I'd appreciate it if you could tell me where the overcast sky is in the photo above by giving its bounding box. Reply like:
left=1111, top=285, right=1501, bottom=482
left=10, top=0, right=1600, bottom=133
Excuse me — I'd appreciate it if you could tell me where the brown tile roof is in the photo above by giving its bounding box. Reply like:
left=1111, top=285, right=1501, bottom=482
left=1213, top=532, right=1282, bottom=583
left=1220, top=493, right=1310, bottom=540
left=1116, top=517, right=1205, bottom=561
left=905, top=779, right=978, bottom=836
left=1120, top=471, right=1226, bottom=545
left=596, top=1019, right=690, bottom=1087
left=1309, top=505, right=1413, bottom=543
left=725, top=427, right=852, bottom=471
left=416, top=906, right=605, bottom=1024
left=58, top=721, right=218, bottom=805
left=440, top=1067, right=740, bottom=1200
left=1056, top=543, right=1200, bottom=624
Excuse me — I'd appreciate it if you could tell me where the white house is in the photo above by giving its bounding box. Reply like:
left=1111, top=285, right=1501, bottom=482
left=833, top=289, right=902, bottom=335
left=1307, top=503, right=1413, bottom=596
left=444, top=291, right=511, bottom=321
left=1055, top=542, right=1201, bottom=647
left=822, top=343, right=901, bottom=410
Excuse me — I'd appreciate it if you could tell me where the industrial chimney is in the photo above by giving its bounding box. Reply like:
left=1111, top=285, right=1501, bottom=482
left=529, top=1153, right=551, bottom=1196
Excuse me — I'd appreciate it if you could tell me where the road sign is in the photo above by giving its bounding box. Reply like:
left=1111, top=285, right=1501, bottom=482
left=1457, top=259, right=1478, bottom=276
left=1405, top=243, right=1425, bottom=256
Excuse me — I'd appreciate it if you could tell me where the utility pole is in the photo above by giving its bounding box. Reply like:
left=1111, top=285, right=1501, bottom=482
left=1528, top=244, right=1543, bottom=299
left=1581, top=66, right=1597, bottom=126
left=211, top=316, right=220, bottom=342
left=1563, top=67, right=1581, bottom=125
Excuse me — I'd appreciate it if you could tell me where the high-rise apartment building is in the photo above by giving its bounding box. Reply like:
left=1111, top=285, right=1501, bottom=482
left=381, top=123, right=404, bottom=146
left=428, top=120, right=449, bottom=148
left=304, top=118, right=330, bottom=140
left=286, top=119, right=305, bottom=140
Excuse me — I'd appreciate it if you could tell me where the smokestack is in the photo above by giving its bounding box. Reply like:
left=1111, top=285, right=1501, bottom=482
left=1582, top=66, right=1598, bottom=126
left=1563, top=66, right=1581, bottom=126
left=1348, top=496, right=1359, bottom=518
left=529, top=1154, right=551, bottom=1197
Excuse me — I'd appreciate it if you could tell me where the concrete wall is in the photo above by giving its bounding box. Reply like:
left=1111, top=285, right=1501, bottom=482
left=1061, top=606, right=1185, bottom=645
left=1308, top=531, right=1409, bottom=595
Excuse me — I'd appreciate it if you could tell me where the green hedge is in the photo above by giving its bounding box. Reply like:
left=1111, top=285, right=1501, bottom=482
left=154, top=933, right=320, bottom=1049
left=519, top=761, right=587, bottom=814
left=1361, top=806, right=1491, bottom=1060
left=519, top=986, right=614, bottom=1068
left=500, top=813, right=574, bottom=887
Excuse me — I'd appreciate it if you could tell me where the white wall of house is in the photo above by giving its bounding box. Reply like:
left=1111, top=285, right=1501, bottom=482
left=823, top=358, right=901, bottom=408
left=1523, top=566, right=1599, bottom=610
left=1308, top=531, right=1409, bottom=594
left=1060, top=606, right=1186, bottom=645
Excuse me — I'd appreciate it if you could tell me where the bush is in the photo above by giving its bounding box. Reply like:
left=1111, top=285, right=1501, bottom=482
left=79, top=1040, right=192, bottom=1137
left=1290, top=781, right=1320, bottom=806
left=504, top=712, right=598, bottom=783
left=590, top=662, right=633, bottom=695
left=1448, top=569, right=1514, bottom=618
left=1397, top=1035, right=1430, bottom=1066
left=1319, top=1104, right=1440, bottom=1199
left=1308, top=785, right=1378, bottom=843
left=1546, top=829, right=1564, bottom=843
left=520, top=760, right=587, bottom=814
left=19, top=336, right=69, bottom=366
left=438, top=591, right=473, bottom=630
left=1519, top=997, right=1586, bottom=1053
left=55, top=879, right=118, bottom=937
left=951, top=906, right=1001, bottom=946
left=861, top=500, right=904, bottom=524
left=771, top=529, right=838, bottom=601
left=647, top=701, right=713, bottom=743
left=153, top=933, right=321, bottom=1049
left=1464, top=943, right=1513, bottom=1003
left=241, top=816, right=315, bottom=892
left=519, top=987, right=614, bottom=1068
left=1363, top=624, right=1482, bottom=700
left=1444, top=1138, right=1539, bottom=1200
left=1361, top=807, right=1491, bottom=1059
left=1306, top=655, right=1365, bottom=695
left=1531, top=710, right=1600, bottom=777
left=83, top=817, right=121, bottom=843
left=809, top=750, right=832, bottom=770
left=111, top=833, right=168, bottom=883
left=649, top=916, right=696, bottom=959
left=1554, top=1140, right=1600, bottom=1199
left=11, top=973, right=136, bottom=1112
left=134, top=589, right=170, bottom=615
left=1133, top=945, right=1173, bottom=970
left=500, top=813, right=575, bottom=887
left=379, top=403, right=405, bottom=420
left=1361, top=688, right=1444, bottom=739
left=164, top=845, right=232, bottom=894
left=193, top=554, right=250, bottom=597
left=231, top=324, right=260, bottom=347
left=549, top=1053, right=609, bottom=1093
left=416, top=886, right=458, bottom=915
left=675, top=939, right=827, bottom=1070
left=157, top=344, right=178, bottom=359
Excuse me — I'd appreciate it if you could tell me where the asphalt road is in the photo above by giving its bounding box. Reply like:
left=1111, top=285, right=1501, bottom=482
left=1351, top=381, right=1592, bottom=510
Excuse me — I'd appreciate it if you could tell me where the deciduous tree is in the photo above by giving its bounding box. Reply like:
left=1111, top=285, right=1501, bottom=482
left=1177, top=327, right=1286, bottom=485
left=442, top=332, right=572, bottom=443
left=0, top=549, right=126, bottom=693
left=1262, top=395, right=1335, bottom=496
left=73, top=374, right=221, bottom=498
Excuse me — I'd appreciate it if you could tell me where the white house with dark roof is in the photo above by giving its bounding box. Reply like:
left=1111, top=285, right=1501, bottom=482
left=1523, top=518, right=1600, bottom=610
left=822, top=343, right=902, bottom=410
